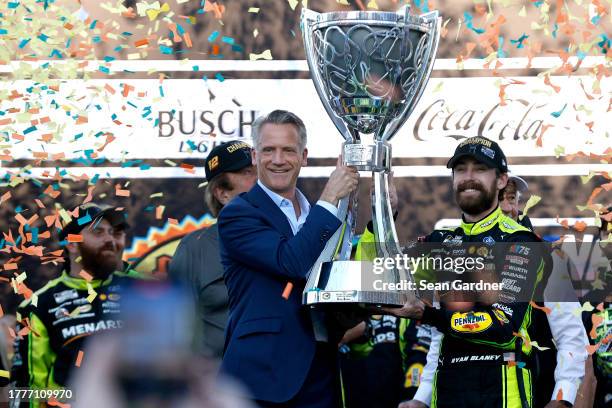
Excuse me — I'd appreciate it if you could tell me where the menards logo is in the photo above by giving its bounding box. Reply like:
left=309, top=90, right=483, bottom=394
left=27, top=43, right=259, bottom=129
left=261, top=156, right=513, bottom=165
left=451, top=312, right=493, bottom=333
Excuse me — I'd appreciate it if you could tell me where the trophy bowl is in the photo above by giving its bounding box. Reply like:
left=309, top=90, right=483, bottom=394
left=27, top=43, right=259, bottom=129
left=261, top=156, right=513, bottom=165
left=301, top=6, right=440, bottom=313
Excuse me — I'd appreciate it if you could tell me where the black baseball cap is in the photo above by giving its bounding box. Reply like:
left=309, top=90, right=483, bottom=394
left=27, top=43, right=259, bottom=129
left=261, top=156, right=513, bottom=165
left=59, top=203, right=129, bottom=241
left=447, top=136, right=508, bottom=172
left=204, top=140, right=253, bottom=182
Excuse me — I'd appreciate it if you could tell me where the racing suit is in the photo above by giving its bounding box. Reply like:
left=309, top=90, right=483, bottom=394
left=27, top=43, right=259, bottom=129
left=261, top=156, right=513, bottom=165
left=359, top=207, right=549, bottom=408
left=10, top=269, right=144, bottom=407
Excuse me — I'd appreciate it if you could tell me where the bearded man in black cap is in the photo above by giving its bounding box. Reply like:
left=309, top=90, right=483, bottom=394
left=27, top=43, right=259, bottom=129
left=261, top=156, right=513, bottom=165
left=169, top=140, right=256, bottom=359
left=383, top=136, right=583, bottom=408
left=10, top=203, right=143, bottom=403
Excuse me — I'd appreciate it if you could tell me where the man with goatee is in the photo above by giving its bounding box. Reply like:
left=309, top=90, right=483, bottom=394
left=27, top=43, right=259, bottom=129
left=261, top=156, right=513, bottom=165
left=10, top=203, right=144, bottom=407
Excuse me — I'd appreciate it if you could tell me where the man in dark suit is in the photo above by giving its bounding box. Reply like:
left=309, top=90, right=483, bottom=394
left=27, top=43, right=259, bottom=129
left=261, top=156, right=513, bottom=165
left=218, top=110, right=359, bottom=407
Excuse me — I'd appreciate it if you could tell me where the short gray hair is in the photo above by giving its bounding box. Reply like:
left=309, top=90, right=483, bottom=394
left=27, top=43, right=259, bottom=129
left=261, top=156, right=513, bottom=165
left=251, top=110, right=307, bottom=152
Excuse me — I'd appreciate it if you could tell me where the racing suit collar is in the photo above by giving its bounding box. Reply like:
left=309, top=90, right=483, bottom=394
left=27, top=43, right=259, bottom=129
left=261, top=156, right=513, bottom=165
left=460, top=207, right=502, bottom=236
left=60, top=270, right=116, bottom=289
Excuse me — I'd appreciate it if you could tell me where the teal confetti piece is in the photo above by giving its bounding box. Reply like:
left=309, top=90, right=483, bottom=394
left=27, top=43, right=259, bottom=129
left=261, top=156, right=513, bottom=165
left=23, top=125, right=37, bottom=134
left=222, top=36, right=235, bottom=44
left=0, top=29, right=8, bottom=35
left=591, top=15, right=601, bottom=25
left=37, top=33, right=49, bottom=42
left=497, top=36, right=507, bottom=58
left=74, top=133, right=83, bottom=140
left=127, top=101, right=138, bottom=109
left=176, top=24, right=185, bottom=35
left=8, top=2, right=19, bottom=9
left=552, top=23, right=558, bottom=39
left=49, top=49, right=63, bottom=58
left=215, top=73, right=225, bottom=82
left=31, top=228, right=39, bottom=244
left=159, top=45, right=173, bottom=54
left=89, top=20, right=98, bottom=29
left=122, top=31, right=133, bottom=36
left=78, top=213, right=92, bottom=225
left=18, top=38, right=30, bottom=48
left=139, top=163, right=151, bottom=170
left=192, top=65, right=199, bottom=71
left=208, top=31, right=219, bottom=42
left=98, top=65, right=110, bottom=74
left=92, top=36, right=101, bottom=44
left=551, top=104, right=567, bottom=118
left=186, top=140, right=197, bottom=150
left=463, top=12, right=484, bottom=34
left=90, top=174, right=100, bottom=184
left=104, top=56, right=115, bottom=62
left=159, top=85, right=164, bottom=97
left=510, top=34, right=528, bottom=49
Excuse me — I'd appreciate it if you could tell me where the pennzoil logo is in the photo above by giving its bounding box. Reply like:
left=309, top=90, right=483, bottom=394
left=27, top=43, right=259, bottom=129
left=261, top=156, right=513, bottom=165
left=208, top=155, right=219, bottom=170
left=451, top=312, right=493, bottom=333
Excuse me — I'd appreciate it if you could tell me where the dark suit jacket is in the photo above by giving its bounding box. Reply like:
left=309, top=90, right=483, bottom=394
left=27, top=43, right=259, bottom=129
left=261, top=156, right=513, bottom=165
left=218, top=183, right=342, bottom=403
left=169, top=225, right=228, bottom=358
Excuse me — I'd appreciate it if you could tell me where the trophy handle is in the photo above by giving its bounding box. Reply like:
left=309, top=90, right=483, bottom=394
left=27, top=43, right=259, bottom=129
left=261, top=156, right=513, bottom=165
left=371, top=171, right=401, bottom=257
left=301, top=8, right=359, bottom=143
left=381, top=10, right=441, bottom=143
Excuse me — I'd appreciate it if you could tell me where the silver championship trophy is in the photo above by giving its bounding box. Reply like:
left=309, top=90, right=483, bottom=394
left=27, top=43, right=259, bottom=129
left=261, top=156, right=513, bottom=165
left=301, top=6, right=440, bottom=309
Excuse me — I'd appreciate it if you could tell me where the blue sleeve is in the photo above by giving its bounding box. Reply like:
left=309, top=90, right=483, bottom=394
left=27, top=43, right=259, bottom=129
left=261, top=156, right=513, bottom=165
left=218, top=201, right=342, bottom=281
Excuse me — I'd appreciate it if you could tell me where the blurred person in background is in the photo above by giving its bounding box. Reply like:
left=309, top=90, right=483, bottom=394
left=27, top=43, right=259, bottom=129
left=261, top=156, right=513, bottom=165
left=168, top=140, right=256, bottom=359
left=70, top=281, right=255, bottom=408
left=499, top=175, right=594, bottom=408
left=581, top=206, right=612, bottom=408
left=499, top=174, right=533, bottom=230
left=9, top=203, right=146, bottom=407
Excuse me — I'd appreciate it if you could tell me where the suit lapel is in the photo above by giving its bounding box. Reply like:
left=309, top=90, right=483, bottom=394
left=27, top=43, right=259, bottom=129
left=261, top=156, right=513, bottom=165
left=245, top=184, right=294, bottom=237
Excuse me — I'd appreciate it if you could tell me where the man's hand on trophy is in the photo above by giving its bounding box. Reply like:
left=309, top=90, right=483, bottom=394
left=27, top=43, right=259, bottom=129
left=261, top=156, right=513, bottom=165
left=320, top=156, right=359, bottom=206
left=398, top=400, right=428, bottom=408
left=382, top=298, right=425, bottom=319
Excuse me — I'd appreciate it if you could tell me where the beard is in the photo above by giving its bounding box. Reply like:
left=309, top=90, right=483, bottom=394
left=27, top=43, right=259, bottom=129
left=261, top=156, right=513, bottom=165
left=78, top=242, right=122, bottom=279
left=454, top=178, right=498, bottom=216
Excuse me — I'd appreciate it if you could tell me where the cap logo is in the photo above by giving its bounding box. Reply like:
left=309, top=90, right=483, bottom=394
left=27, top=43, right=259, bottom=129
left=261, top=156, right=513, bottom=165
left=459, top=137, right=492, bottom=148
left=208, top=156, right=219, bottom=170
left=481, top=146, right=495, bottom=159
left=226, top=141, right=250, bottom=153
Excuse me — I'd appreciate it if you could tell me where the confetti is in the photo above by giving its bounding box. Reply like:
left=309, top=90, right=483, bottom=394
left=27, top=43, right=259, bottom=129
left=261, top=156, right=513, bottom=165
left=75, top=350, right=84, bottom=367
left=67, top=234, right=83, bottom=243
left=249, top=49, right=273, bottom=61
left=282, top=282, right=294, bottom=300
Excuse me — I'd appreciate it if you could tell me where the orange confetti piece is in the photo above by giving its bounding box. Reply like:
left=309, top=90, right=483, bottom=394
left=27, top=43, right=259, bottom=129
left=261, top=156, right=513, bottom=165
left=104, top=83, right=116, bottom=95
left=282, top=282, right=294, bottom=300
left=0, top=191, right=11, bottom=205
left=76, top=115, right=88, bottom=124
left=4, top=263, right=17, bottom=270
left=122, top=84, right=134, bottom=97
left=544, top=75, right=561, bottom=93
left=134, top=38, right=149, bottom=47
left=79, top=271, right=93, bottom=281
left=75, top=350, right=84, bottom=367
left=0, top=305, right=3, bottom=318
left=573, top=221, right=587, bottom=232
left=530, top=301, right=551, bottom=314
left=155, top=206, right=164, bottom=220
left=556, top=388, right=563, bottom=401
left=115, top=184, right=131, bottom=197
left=184, top=32, right=193, bottom=48
left=0, top=118, right=14, bottom=125
left=67, top=234, right=83, bottom=243
left=168, top=218, right=178, bottom=225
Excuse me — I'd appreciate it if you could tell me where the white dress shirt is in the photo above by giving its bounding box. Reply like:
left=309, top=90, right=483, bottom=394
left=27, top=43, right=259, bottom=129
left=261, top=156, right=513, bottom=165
left=257, top=180, right=339, bottom=234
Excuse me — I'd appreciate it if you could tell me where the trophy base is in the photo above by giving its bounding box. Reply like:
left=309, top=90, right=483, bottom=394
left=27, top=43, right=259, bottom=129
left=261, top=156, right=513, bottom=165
left=303, top=260, right=416, bottom=308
